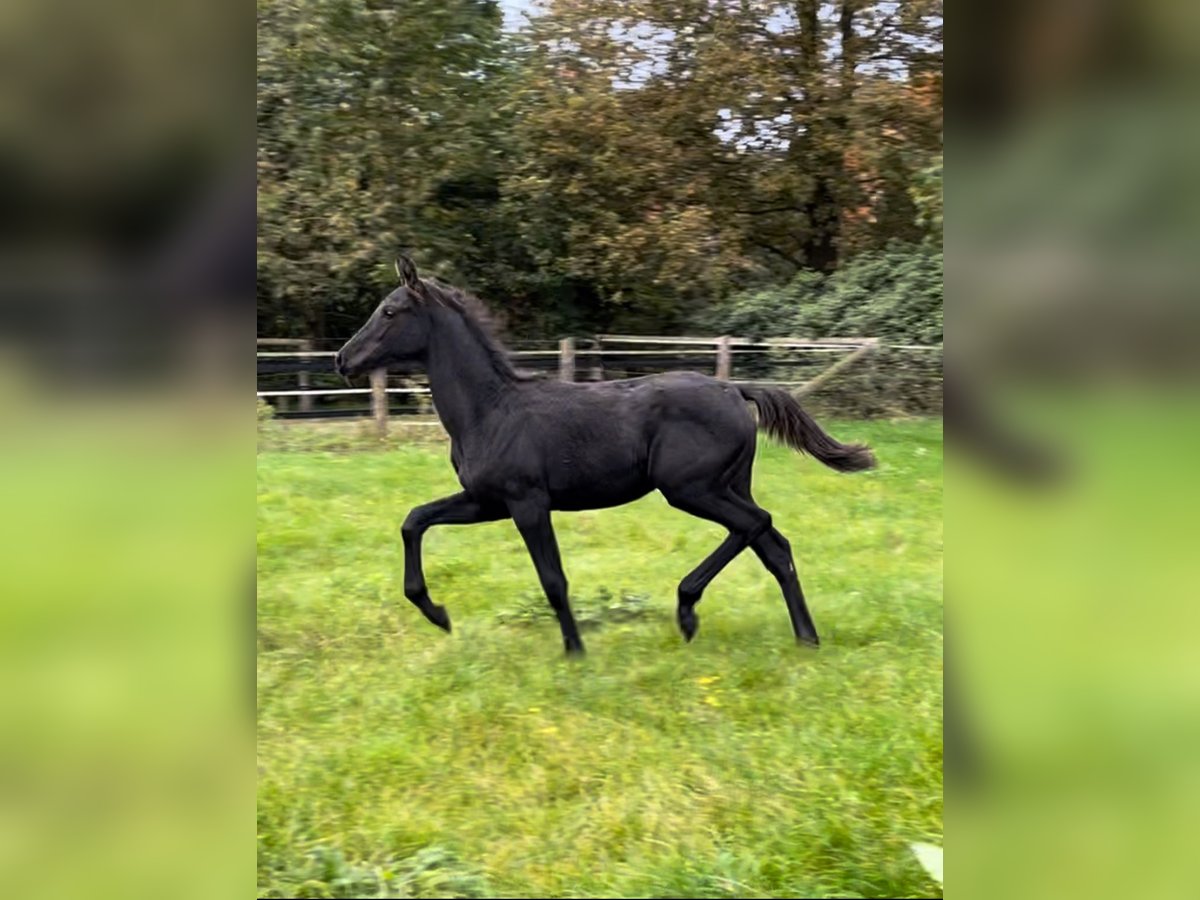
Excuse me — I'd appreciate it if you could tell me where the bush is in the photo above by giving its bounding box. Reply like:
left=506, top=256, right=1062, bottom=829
left=817, top=242, right=943, bottom=344
left=694, top=242, right=942, bottom=345
left=690, top=243, right=942, bottom=417
left=693, top=269, right=827, bottom=340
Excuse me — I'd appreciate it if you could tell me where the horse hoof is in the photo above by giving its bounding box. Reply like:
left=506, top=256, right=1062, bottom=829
left=425, top=604, right=452, bottom=633
left=565, top=643, right=586, bottom=657
left=678, top=608, right=699, bottom=642
left=797, top=634, right=819, bottom=649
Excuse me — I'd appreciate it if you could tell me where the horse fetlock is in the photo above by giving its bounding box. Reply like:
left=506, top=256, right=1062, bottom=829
left=677, top=571, right=704, bottom=600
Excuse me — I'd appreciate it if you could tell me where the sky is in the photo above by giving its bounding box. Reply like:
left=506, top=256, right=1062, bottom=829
left=500, top=0, right=539, bottom=32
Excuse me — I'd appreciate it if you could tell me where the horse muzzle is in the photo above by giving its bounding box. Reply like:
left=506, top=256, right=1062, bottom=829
left=333, top=350, right=355, bottom=384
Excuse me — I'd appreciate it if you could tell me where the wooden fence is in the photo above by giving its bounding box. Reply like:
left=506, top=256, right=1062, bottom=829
left=257, top=335, right=942, bottom=437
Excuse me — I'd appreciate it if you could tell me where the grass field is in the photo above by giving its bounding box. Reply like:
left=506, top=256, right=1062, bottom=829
left=257, top=418, right=943, bottom=898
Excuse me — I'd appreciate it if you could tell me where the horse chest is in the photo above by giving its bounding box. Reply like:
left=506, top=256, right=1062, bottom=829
left=452, top=449, right=517, bottom=498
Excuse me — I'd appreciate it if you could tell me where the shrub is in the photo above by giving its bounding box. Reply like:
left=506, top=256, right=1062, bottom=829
left=694, top=242, right=942, bottom=345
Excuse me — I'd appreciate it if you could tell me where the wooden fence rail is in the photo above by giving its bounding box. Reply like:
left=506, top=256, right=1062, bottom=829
left=257, top=335, right=941, bottom=429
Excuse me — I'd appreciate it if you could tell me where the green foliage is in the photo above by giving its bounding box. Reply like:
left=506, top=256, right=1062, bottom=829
left=263, top=844, right=492, bottom=899
left=692, top=269, right=827, bottom=340
left=257, top=0, right=508, bottom=337
left=911, top=154, right=944, bottom=241
left=811, top=243, right=944, bottom=344
left=257, top=420, right=943, bottom=898
left=257, top=0, right=943, bottom=341
left=694, top=243, right=943, bottom=345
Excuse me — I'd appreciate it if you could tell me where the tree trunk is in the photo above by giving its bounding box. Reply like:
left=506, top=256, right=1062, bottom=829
left=793, top=0, right=842, bottom=273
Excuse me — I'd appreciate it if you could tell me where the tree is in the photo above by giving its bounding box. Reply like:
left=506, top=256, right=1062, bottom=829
left=256, top=0, right=943, bottom=340
left=256, top=0, right=505, bottom=339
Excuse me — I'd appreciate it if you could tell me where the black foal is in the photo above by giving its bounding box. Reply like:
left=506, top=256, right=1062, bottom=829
left=336, top=256, right=876, bottom=654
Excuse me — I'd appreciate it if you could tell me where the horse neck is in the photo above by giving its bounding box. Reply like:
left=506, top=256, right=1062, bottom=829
left=424, top=309, right=513, bottom=441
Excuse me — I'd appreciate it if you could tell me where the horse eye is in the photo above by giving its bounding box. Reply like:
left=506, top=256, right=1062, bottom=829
left=383, top=308, right=395, bottom=318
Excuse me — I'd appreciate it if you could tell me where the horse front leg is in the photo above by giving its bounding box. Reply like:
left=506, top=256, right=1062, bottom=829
left=508, top=498, right=585, bottom=655
left=402, top=492, right=507, bottom=632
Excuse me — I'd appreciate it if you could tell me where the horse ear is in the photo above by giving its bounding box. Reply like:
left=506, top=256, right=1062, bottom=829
left=395, top=254, right=419, bottom=287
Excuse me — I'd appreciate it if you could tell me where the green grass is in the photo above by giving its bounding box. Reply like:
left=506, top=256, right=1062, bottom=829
left=257, top=418, right=942, bottom=899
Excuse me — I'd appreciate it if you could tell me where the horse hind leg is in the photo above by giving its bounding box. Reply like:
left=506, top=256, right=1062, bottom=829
left=662, top=486, right=773, bottom=642
left=676, top=532, right=743, bottom=641
left=728, top=476, right=820, bottom=646
left=749, top=526, right=820, bottom=645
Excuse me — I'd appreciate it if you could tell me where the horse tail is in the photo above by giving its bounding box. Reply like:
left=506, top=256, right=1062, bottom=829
left=737, top=384, right=877, bottom=473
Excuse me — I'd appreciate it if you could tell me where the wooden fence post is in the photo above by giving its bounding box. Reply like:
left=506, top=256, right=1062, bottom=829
left=591, top=337, right=604, bottom=381
left=298, top=339, right=313, bottom=414
left=716, top=335, right=732, bottom=380
left=559, top=337, right=575, bottom=382
left=794, top=339, right=878, bottom=398
left=370, top=369, right=388, bottom=438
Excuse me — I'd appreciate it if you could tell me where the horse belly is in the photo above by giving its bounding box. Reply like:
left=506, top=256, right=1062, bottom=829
left=551, top=480, right=653, bottom=511
left=546, top=449, right=652, bottom=511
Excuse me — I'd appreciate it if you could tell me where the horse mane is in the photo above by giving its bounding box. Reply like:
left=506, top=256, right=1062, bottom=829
left=419, top=277, right=535, bottom=381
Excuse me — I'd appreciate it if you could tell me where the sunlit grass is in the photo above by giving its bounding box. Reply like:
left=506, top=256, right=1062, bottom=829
left=257, top=418, right=942, bottom=898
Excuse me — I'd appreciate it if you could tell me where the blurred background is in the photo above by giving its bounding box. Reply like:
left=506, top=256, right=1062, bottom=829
left=0, top=1, right=250, bottom=899
left=952, top=3, right=1200, bottom=900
